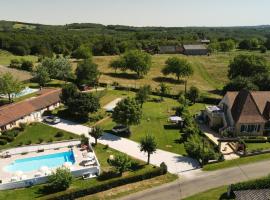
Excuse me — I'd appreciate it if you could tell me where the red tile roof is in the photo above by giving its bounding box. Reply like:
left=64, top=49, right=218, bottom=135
left=0, top=88, right=61, bottom=127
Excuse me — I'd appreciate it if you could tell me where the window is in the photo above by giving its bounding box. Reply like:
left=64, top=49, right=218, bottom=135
left=240, top=124, right=261, bottom=133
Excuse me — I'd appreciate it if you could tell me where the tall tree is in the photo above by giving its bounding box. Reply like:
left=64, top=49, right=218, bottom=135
left=75, top=59, right=100, bottom=87
left=33, top=65, right=50, bottom=88
left=89, top=126, right=104, bottom=145
left=109, top=59, right=125, bottom=73
left=139, top=134, right=157, bottom=164
left=122, top=50, right=152, bottom=78
left=135, top=85, right=151, bottom=107
left=162, top=57, right=193, bottom=96
left=48, top=167, right=73, bottom=192
left=228, top=54, right=269, bottom=79
left=112, top=97, right=142, bottom=128
left=108, top=154, right=131, bottom=175
left=0, top=72, right=22, bottom=103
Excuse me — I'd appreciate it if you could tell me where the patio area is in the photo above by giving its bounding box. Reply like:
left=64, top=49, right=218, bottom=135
left=0, top=140, right=100, bottom=188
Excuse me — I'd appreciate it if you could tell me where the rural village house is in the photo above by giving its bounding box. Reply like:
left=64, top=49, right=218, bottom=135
left=0, top=88, right=61, bottom=131
left=203, top=90, right=270, bottom=136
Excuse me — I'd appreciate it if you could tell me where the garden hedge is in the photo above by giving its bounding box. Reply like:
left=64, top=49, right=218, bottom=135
left=243, top=138, right=267, bottom=143
left=42, top=167, right=166, bottom=200
left=231, top=175, right=270, bottom=191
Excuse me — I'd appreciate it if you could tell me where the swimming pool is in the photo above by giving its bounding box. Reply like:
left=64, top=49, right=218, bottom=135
left=4, top=151, right=75, bottom=173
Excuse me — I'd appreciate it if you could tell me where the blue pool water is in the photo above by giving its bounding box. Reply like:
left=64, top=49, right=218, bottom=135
left=4, top=151, right=75, bottom=172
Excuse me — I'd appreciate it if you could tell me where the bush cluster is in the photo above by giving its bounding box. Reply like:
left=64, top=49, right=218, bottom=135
left=231, top=175, right=270, bottom=191
left=42, top=167, right=166, bottom=200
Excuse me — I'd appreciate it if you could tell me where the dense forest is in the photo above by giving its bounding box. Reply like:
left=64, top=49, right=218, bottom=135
left=1, top=20, right=270, bottom=57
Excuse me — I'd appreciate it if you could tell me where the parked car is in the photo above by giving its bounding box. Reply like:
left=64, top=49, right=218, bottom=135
left=44, top=116, right=61, bottom=124
left=112, top=125, right=130, bottom=134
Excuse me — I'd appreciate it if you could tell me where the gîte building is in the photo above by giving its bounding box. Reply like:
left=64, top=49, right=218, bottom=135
left=203, top=90, right=270, bottom=136
left=0, top=88, right=61, bottom=131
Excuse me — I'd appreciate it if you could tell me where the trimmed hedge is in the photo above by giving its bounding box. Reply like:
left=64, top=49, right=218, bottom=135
left=42, top=167, right=166, bottom=200
left=0, top=139, right=7, bottom=145
left=232, top=175, right=270, bottom=191
left=0, top=135, right=14, bottom=142
left=243, top=139, right=267, bottom=143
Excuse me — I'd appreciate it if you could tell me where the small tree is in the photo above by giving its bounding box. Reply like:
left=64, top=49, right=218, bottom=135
left=122, top=50, right=152, bottom=78
left=72, top=45, right=92, bottom=59
left=157, top=83, right=170, bottom=100
left=187, top=86, right=200, bottom=104
left=21, top=60, right=33, bottom=71
left=48, top=167, right=73, bottom=192
left=108, top=154, right=131, bottom=175
left=139, top=134, right=157, bottom=164
left=112, top=97, right=142, bottom=128
left=89, top=126, right=104, bottom=145
left=135, top=85, right=151, bottom=107
left=109, top=59, right=125, bottom=73
left=0, top=72, right=22, bottom=102
left=33, top=65, right=50, bottom=88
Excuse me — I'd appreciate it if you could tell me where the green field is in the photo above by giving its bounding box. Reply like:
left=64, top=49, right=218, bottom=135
left=99, top=90, right=191, bottom=155
left=0, top=50, right=38, bottom=66
left=91, top=51, right=270, bottom=96
left=0, top=123, right=79, bottom=150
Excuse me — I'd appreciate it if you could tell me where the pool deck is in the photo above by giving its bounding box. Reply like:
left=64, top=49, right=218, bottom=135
left=0, top=145, right=98, bottom=184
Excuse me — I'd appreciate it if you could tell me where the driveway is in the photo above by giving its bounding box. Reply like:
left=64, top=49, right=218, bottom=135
left=103, top=98, right=122, bottom=112
left=119, top=159, right=270, bottom=200
left=49, top=119, right=200, bottom=174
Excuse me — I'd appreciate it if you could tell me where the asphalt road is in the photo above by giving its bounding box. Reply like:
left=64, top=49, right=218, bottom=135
left=119, top=159, right=270, bottom=200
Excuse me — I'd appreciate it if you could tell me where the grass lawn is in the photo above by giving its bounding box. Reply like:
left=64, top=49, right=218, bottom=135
left=246, top=142, right=270, bottom=152
left=0, top=50, right=37, bottom=66
left=0, top=123, right=79, bottom=150
left=76, top=51, right=270, bottom=96
left=183, top=186, right=231, bottom=200
left=203, top=153, right=270, bottom=171
left=0, top=144, right=177, bottom=200
left=99, top=91, right=188, bottom=155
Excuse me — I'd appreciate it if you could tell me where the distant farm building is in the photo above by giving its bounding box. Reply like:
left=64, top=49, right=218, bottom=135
left=183, top=44, right=208, bottom=56
left=159, top=46, right=183, bottom=54
left=200, top=39, right=211, bottom=44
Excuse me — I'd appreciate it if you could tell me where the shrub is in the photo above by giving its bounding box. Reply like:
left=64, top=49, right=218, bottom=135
left=2, top=129, right=20, bottom=137
left=0, top=139, right=7, bottom=145
left=41, top=167, right=165, bottom=200
left=69, top=136, right=74, bottom=140
left=0, top=135, right=14, bottom=142
left=107, top=154, right=132, bottom=175
left=231, top=175, right=270, bottom=191
left=55, top=131, right=64, bottom=138
left=47, top=167, right=73, bottom=192
left=160, top=162, right=168, bottom=174
left=21, top=60, right=33, bottom=71
left=26, top=140, right=32, bottom=145
left=97, top=170, right=121, bottom=181
left=48, top=138, right=53, bottom=143
left=38, top=138, right=44, bottom=144
left=19, top=123, right=27, bottom=131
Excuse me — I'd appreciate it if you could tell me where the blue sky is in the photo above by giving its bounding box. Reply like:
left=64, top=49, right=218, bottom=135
left=0, top=0, right=269, bottom=27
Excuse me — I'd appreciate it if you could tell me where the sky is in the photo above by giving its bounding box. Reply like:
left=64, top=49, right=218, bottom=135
left=0, top=0, right=269, bottom=27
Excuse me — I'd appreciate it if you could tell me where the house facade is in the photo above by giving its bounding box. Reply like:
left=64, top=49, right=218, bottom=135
left=0, top=88, right=61, bottom=131
left=203, top=90, right=270, bottom=136
left=159, top=45, right=183, bottom=54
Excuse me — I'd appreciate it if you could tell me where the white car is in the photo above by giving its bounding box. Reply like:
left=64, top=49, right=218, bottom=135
left=44, top=116, right=61, bottom=124
left=112, top=125, right=130, bottom=134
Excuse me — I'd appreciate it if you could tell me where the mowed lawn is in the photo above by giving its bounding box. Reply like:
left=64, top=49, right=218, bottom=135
left=99, top=92, right=188, bottom=155
left=0, top=123, right=79, bottom=150
left=183, top=186, right=230, bottom=200
left=0, top=50, right=37, bottom=66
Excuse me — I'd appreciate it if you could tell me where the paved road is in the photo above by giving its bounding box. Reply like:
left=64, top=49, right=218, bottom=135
left=49, top=118, right=200, bottom=174
left=119, top=159, right=270, bottom=200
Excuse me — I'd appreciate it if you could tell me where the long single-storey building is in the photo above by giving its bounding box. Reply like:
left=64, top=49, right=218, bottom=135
left=183, top=44, right=208, bottom=55
left=0, top=88, right=61, bottom=131
left=159, top=45, right=183, bottom=54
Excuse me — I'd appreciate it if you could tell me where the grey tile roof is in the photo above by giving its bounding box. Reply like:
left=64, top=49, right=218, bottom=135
left=234, top=189, right=270, bottom=200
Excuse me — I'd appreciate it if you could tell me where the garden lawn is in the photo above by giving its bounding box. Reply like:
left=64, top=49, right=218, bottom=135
left=246, top=142, right=270, bottom=152
left=0, top=123, right=79, bottom=150
left=0, top=144, right=177, bottom=200
left=183, top=186, right=231, bottom=200
left=203, top=153, right=270, bottom=171
left=100, top=96, right=188, bottom=155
